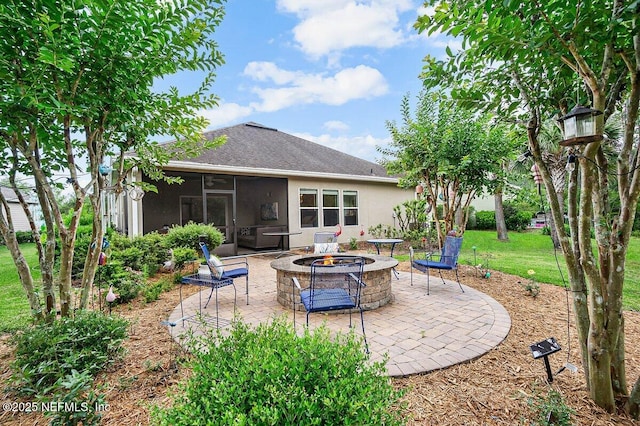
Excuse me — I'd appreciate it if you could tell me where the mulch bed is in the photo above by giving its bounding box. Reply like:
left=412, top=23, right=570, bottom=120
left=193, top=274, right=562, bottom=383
left=1, top=258, right=639, bottom=425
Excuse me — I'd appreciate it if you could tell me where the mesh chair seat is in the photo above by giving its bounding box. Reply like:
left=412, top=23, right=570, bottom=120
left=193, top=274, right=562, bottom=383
left=409, top=236, right=465, bottom=295
left=300, top=288, right=356, bottom=312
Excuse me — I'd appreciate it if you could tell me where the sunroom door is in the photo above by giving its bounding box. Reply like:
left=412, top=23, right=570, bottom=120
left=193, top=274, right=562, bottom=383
left=204, top=191, right=236, bottom=256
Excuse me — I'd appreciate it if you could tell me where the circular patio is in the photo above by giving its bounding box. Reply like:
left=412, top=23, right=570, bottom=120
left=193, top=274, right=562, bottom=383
left=167, top=254, right=511, bottom=377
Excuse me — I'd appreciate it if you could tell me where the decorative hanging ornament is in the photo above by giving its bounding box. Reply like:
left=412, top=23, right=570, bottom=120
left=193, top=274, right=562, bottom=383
left=531, top=164, right=543, bottom=185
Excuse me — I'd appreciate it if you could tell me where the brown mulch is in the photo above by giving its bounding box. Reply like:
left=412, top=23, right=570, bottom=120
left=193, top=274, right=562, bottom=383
left=1, top=260, right=639, bottom=425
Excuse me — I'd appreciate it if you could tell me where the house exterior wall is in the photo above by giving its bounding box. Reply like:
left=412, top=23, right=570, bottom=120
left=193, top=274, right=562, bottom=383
left=286, top=177, right=414, bottom=249
left=7, top=202, right=32, bottom=231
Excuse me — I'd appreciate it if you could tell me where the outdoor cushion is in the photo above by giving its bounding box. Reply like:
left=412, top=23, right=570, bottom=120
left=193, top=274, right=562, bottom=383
left=208, top=255, right=225, bottom=279
left=222, top=268, right=249, bottom=279
left=413, top=259, right=454, bottom=270
left=300, top=288, right=355, bottom=312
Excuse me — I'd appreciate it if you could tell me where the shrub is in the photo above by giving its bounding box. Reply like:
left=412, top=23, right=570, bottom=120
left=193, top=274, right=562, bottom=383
left=475, top=211, right=496, bottom=230
left=142, top=277, right=174, bottom=303
left=527, top=388, right=575, bottom=426
left=9, top=310, right=128, bottom=397
left=172, top=246, right=198, bottom=269
left=15, top=230, right=35, bottom=244
left=153, top=317, right=406, bottom=425
left=503, top=203, right=533, bottom=232
left=132, top=231, right=169, bottom=274
left=96, top=261, right=142, bottom=304
left=368, top=224, right=401, bottom=239
left=165, top=222, right=224, bottom=252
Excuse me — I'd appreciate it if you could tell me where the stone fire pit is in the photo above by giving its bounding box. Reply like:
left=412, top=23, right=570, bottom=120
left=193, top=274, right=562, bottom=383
left=270, top=254, right=398, bottom=310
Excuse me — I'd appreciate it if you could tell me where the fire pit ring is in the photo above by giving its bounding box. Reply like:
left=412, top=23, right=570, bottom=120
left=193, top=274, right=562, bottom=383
left=270, top=254, right=398, bottom=310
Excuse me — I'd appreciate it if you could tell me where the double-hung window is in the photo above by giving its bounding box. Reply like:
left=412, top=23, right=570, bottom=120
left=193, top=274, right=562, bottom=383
left=300, top=189, right=318, bottom=228
left=343, top=190, right=359, bottom=226
left=322, top=189, right=340, bottom=227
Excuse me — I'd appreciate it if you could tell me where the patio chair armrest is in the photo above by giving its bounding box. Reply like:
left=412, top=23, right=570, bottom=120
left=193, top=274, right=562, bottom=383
left=348, top=272, right=366, bottom=287
left=292, top=277, right=302, bottom=290
left=221, top=256, right=249, bottom=269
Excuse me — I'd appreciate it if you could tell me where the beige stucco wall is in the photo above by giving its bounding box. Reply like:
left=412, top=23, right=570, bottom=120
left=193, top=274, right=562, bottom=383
left=286, top=177, right=415, bottom=249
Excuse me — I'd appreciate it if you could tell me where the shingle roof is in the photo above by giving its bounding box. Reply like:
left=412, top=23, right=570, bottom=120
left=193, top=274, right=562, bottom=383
left=1, top=186, right=32, bottom=203
left=163, top=122, right=390, bottom=178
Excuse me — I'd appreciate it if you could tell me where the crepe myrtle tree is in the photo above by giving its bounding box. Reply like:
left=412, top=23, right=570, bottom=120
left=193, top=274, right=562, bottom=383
left=0, top=0, right=227, bottom=320
left=416, top=0, right=640, bottom=416
left=379, top=90, right=514, bottom=247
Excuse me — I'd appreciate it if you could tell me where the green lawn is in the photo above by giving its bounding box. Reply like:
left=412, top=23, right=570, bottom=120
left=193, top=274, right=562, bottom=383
left=402, top=230, right=640, bottom=312
left=0, top=244, right=39, bottom=332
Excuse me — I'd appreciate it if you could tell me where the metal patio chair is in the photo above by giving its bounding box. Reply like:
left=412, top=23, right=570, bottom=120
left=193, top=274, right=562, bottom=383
left=409, top=236, right=465, bottom=295
left=292, top=256, right=368, bottom=353
left=179, top=242, right=249, bottom=327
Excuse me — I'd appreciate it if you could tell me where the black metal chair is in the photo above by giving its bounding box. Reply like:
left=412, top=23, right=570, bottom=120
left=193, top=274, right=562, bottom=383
left=409, top=236, right=465, bottom=295
left=292, top=256, right=368, bottom=353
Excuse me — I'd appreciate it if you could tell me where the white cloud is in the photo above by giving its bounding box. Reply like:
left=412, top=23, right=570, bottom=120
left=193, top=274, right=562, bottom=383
left=291, top=131, right=391, bottom=163
left=277, top=0, right=414, bottom=58
left=323, top=120, right=350, bottom=132
left=244, top=62, right=389, bottom=112
left=199, top=102, right=254, bottom=128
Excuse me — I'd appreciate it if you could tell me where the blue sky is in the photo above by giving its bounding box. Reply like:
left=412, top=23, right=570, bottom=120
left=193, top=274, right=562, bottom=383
left=164, top=0, right=457, bottom=163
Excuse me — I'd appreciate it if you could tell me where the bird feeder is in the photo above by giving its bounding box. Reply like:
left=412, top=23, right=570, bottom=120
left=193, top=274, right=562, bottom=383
left=557, top=105, right=603, bottom=146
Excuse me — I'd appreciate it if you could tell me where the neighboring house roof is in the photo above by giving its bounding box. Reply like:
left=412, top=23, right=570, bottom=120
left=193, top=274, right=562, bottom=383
left=1, top=186, right=36, bottom=204
left=159, top=122, right=396, bottom=183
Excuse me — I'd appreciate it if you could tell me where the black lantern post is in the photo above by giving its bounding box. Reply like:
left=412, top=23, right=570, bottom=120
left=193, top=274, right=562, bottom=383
left=558, top=105, right=603, bottom=146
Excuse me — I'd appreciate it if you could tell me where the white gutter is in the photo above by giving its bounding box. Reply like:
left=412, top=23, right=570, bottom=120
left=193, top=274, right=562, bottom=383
left=162, top=160, right=400, bottom=184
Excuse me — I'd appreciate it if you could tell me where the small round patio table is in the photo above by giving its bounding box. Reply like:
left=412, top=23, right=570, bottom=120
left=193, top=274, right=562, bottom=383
left=367, top=238, right=403, bottom=279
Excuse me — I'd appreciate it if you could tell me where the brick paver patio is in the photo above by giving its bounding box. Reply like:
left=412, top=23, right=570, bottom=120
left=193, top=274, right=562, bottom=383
left=167, top=254, right=511, bottom=377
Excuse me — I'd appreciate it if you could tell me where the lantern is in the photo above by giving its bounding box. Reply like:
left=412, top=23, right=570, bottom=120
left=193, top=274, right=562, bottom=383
left=557, top=105, right=603, bottom=146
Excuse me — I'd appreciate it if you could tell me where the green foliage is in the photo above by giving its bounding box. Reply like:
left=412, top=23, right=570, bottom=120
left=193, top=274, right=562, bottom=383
left=368, top=224, right=401, bottom=239
left=153, top=317, right=406, bottom=425
left=142, top=277, right=174, bottom=303
left=41, top=369, right=106, bottom=426
left=474, top=211, right=496, bottom=230
left=0, top=0, right=227, bottom=319
left=380, top=90, right=518, bottom=239
left=165, top=222, right=224, bottom=252
left=9, top=310, right=128, bottom=397
left=504, top=203, right=533, bottom=232
left=349, top=237, right=358, bottom=250
left=109, top=231, right=169, bottom=276
left=97, top=261, right=142, bottom=304
left=526, top=388, right=575, bottom=426
left=14, top=231, right=35, bottom=244
left=171, top=246, right=198, bottom=269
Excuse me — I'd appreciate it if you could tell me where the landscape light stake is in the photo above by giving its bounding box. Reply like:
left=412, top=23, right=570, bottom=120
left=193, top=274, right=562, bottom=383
left=529, top=337, right=562, bottom=383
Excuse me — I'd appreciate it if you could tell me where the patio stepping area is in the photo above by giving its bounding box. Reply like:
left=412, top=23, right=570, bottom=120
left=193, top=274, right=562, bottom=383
left=167, top=254, right=511, bottom=377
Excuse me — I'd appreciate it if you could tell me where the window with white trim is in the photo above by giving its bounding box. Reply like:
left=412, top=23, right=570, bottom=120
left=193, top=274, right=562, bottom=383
left=299, top=188, right=318, bottom=228
left=343, top=190, right=359, bottom=226
left=322, top=189, right=339, bottom=226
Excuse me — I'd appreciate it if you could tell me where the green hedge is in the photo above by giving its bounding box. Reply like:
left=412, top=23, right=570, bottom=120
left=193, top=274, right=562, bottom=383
left=153, top=317, right=406, bottom=425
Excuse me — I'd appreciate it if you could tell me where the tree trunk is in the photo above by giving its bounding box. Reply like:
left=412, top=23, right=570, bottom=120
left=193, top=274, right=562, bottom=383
left=494, top=187, right=508, bottom=241
left=627, top=377, right=640, bottom=419
left=79, top=190, right=103, bottom=309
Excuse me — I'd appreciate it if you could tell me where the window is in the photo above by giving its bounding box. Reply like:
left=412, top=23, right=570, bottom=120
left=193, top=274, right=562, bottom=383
left=300, top=189, right=318, bottom=228
left=343, top=190, right=359, bottom=226
left=322, top=189, right=339, bottom=226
